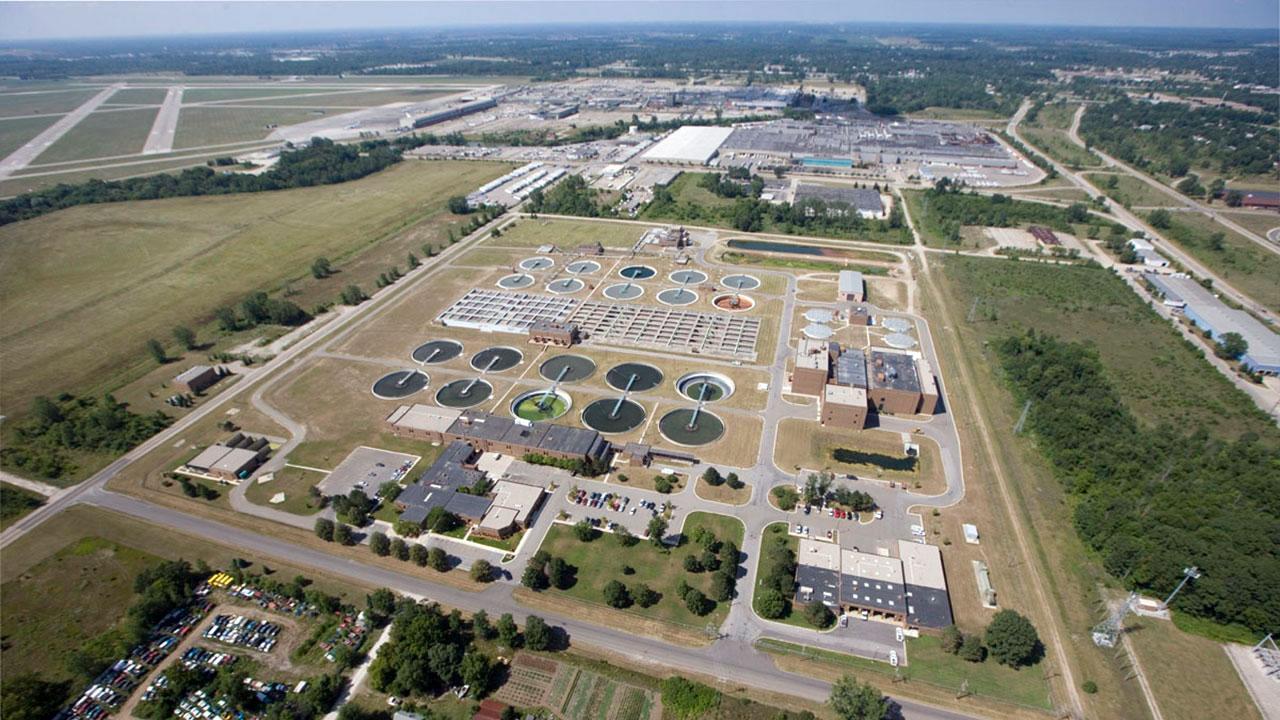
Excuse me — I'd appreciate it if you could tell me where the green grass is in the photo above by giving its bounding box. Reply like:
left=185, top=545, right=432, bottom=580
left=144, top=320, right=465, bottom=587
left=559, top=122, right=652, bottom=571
left=1153, top=212, right=1280, bottom=313
left=0, top=481, right=44, bottom=530
left=181, top=87, right=346, bottom=103
left=514, top=395, right=569, bottom=421
left=939, top=255, right=1277, bottom=440
left=758, top=636, right=1052, bottom=710
left=0, top=159, right=510, bottom=418
left=1, top=536, right=161, bottom=685
left=34, top=106, right=160, bottom=164
left=535, top=511, right=744, bottom=629
left=0, top=88, right=97, bottom=117
left=0, top=151, right=272, bottom=197
left=495, top=217, right=644, bottom=249
left=0, top=115, right=59, bottom=158
left=908, top=107, right=1009, bottom=121
left=107, top=87, right=170, bottom=105
left=243, top=466, right=327, bottom=515
left=1084, top=173, right=1177, bottom=208
left=751, top=522, right=811, bottom=629
left=173, top=106, right=337, bottom=148
left=719, top=250, right=889, bottom=275
left=468, top=529, right=524, bottom=552
left=234, top=89, right=451, bottom=107
left=1020, top=103, right=1102, bottom=169
left=1170, top=611, right=1262, bottom=645
left=1220, top=210, right=1280, bottom=239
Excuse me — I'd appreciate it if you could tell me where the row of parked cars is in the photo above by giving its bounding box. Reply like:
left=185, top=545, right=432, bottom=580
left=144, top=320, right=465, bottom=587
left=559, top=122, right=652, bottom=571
left=57, top=596, right=218, bottom=720
left=179, top=646, right=238, bottom=671
left=570, top=489, right=633, bottom=512
left=203, top=614, right=280, bottom=652
left=222, top=583, right=319, bottom=618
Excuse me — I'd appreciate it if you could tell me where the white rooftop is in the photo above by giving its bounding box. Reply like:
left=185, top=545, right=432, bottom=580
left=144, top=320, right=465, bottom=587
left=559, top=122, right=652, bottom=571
left=642, top=126, right=734, bottom=164
left=898, top=540, right=947, bottom=590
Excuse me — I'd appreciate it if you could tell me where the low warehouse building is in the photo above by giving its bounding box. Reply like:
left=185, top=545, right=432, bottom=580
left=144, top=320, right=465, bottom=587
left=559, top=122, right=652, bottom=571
left=384, top=405, right=464, bottom=443
left=186, top=445, right=262, bottom=482
left=821, top=384, right=868, bottom=430
left=867, top=349, right=925, bottom=415
left=792, top=338, right=833, bottom=396
left=1145, top=273, right=1280, bottom=375
left=173, top=365, right=221, bottom=394
left=474, top=480, right=545, bottom=539
left=838, top=270, right=865, bottom=302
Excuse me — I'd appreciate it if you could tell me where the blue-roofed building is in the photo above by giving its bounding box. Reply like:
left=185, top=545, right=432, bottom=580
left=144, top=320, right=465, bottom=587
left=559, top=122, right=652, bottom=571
left=1144, top=273, right=1280, bottom=375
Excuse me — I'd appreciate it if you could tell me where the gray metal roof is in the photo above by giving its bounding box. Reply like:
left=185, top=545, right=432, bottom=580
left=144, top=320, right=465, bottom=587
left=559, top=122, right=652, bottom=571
left=868, top=350, right=921, bottom=393
left=445, top=492, right=493, bottom=520
left=796, top=185, right=884, bottom=214
left=904, top=583, right=954, bottom=628
left=795, top=565, right=841, bottom=608
left=1145, top=273, right=1280, bottom=371
left=834, top=351, right=868, bottom=389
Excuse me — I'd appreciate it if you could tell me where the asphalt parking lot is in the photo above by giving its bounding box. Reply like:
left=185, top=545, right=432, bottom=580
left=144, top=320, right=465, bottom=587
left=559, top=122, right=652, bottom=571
left=317, top=446, right=420, bottom=497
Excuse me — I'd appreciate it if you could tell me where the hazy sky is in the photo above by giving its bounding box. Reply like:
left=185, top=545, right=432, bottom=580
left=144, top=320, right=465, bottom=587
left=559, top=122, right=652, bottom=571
left=0, top=0, right=1276, bottom=41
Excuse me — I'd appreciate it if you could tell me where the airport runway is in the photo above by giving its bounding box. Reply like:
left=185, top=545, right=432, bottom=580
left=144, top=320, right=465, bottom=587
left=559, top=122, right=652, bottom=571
left=143, top=85, right=183, bottom=154
left=0, top=83, right=122, bottom=179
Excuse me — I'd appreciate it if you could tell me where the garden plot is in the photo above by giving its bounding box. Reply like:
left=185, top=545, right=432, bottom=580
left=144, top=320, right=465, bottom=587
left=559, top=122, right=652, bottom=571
left=494, top=653, right=656, bottom=720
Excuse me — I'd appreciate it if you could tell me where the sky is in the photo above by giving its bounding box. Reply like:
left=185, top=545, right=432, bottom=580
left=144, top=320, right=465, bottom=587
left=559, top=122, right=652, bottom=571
left=0, top=0, right=1276, bottom=41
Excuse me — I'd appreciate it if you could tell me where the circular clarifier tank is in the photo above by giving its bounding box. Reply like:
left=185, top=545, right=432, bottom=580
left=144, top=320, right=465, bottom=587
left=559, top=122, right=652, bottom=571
left=471, top=346, right=523, bottom=372
left=721, top=274, right=760, bottom=291
left=675, top=372, right=735, bottom=402
left=519, top=256, right=554, bottom=271
left=657, top=288, right=698, bottom=306
left=602, top=282, right=644, bottom=300
left=804, top=308, right=834, bottom=324
left=581, top=398, right=647, bottom=434
left=539, top=354, right=597, bottom=383
left=511, top=389, right=572, bottom=421
left=412, top=339, right=463, bottom=364
left=669, top=269, right=708, bottom=285
left=884, top=332, right=917, bottom=349
left=497, top=273, right=536, bottom=290
left=658, top=408, right=725, bottom=446
left=371, top=370, right=428, bottom=399
left=546, top=277, right=585, bottom=294
left=606, top=362, right=664, bottom=393
left=566, top=260, right=601, bottom=274
left=618, top=264, right=656, bottom=280
left=436, top=379, right=492, bottom=408
left=882, top=317, right=912, bottom=333
left=712, top=293, right=754, bottom=311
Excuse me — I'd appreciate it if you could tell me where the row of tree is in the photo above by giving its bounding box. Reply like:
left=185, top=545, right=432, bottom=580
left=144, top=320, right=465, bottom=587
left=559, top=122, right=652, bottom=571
left=1, top=394, right=171, bottom=481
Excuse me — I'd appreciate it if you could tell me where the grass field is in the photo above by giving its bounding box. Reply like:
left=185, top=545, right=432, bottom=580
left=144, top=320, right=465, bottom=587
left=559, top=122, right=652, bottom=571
left=172, top=106, right=337, bottom=148
left=774, top=419, right=946, bottom=493
left=35, top=106, right=160, bottom=163
left=244, top=466, right=328, bottom=515
left=694, top=476, right=750, bottom=505
left=908, top=107, right=1009, bottom=121
left=181, top=87, right=347, bottom=103
left=939, top=255, right=1276, bottom=439
left=1153, top=211, right=1280, bottom=312
left=1220, top=211, right=1280, bottom=239
left=1084, top=172, right=1178, bottom=208
left=0, top=154, right=251, bottom=197
left=235, top=89, right=452, bottom=108
left=107, top=87, right=170, bottom=105
left=0, top=88, right=97, bottom=117
left=0, top=481, right=44, bottom=530
left=532, top=511, right=744, bottom=631
left=498, top=217, right=645, bottom=248
left=1020, top=103, right=1102, bottom=169
left=0, top=115, right=59, bottom=159
left=0, top=159, right=509, bottom=418
left=1126, top=618, right=1262, bottom=720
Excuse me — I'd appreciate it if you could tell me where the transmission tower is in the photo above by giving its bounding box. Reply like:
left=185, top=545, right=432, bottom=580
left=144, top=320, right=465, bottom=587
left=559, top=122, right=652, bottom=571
left=1013, top=400, right=1032, bottom=434
left=1093, top=566, right=1200, bottom=648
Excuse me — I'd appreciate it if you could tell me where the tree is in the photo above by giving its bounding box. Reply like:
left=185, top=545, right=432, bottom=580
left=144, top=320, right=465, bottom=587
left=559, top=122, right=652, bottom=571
left=523, top=615, right=551, bottom=650
left=334, top=523, right=353, bottom=545
left=172, top=325, right=197, bottom=350
left=1148, top=208, right=1172, bottom=229
left=314, top=518, right=335, bottom=542
left=684, top=588, right=712, bottom=616
left=804, top=601, right=834, bottom=629
left=1, top=674, right=71, bottom=720
left=311, top=257, right=332, bottom=279
left=615, top=524, right=637, bottom=546
left=407, top=252, right=420, bottom=269
left=459, top=651, right=491, bottom=692
left=146, top=338, right=168, bottom=364
left=802, top=472, right=834, bottom=506
left=521, top=564, right=548, bottom=590
left=603, top=580, right=631, bottom=608
left=756, top=588, right=787, bottom=618
left=634, top=583, right=659, bottom=608
left=546, top=556, right=573, bottom=589
left=369, top=531, right=391, bottom=556
left=1065, top=202, right=1089, bottom=223
left=573, top=519, right=597, bottom=542
left=410, top=543, right=429, bottom=566
left=472, top=609, right=492, bottom=639
left=702, top=467, right=723, bottom=486
left=984, top=609, right=1041, bottom=667
left=828, top=675, right=888, bottom=720
left=772, top=485, right=799, bottom=511
left=1225, top=189, right=1244, bottom=207
left=683, top=554, right=704, bottom=573
left=940, top=625, right=963, bottom=654
left=725, top=472, right=742, bottom=490
left=647, top=516, right=668, bottom=546
left=1215, top=332, right=1248, bottom=360
left=447, top=195, right=471, bottom=214
left=709, top=569, right=734, bottom=602
left=427, top=547, right=449, bottom=572
left=390, top=538, right=409, bottom=561
left=214, top=306, right=239, bottom=332
left=654, top=475, right=674, bottom=493
left=367, top=588, right=397, bottom=622
left=496, top=612, right=520, bottom=648
left=470, top=558, right=494, bottom=582
left=340, top=284, right=368, bottom=305
left=959, top=634, right=986, bottom=662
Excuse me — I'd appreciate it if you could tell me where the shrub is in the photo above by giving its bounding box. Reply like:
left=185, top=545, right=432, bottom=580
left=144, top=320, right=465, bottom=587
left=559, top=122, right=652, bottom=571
left=634, top=583, right=659, bottom=608
left=756, top=588, right=787, bottom=619
left=772, top=486, right=799, bottom=511
left=940, top=625, right=963, bottom=654
left=683, top=555, right=704, bottom=573
left=684, top=588, right=713, bottom=616
left=959, top=634, right=987, bottom=663
left=803, top=602, right=834, bottom=629
left=369, top=532, right=390, bottom=556
left=603, top=580, right=631, bottom=608
left=470, top=559, right=493, bottom=582
left=1082, top=680, right=1098, bottom=694
left=660, top=677, right=720, bottom=720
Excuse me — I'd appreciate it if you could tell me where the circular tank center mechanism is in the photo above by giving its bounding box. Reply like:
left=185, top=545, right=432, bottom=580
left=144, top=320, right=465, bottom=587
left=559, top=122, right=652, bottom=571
left=606, top=362, right=664, bottom=393
left=669, top=269, right=708, bottom=285
left=566, top=260, right=601, bottom=274
left=371, top=370, right=428, bottom=399
left=546, top=277, right=585, bottom=294
left=602, top=282, right=644, bottom=300
left=539, top=354, right=597, bottom=383
left=412, top=339, right=463, bottom=364
left=658, top=408, right=725, bottom=446
left=497, top=273, right=535, bottom=290
left=618, top=264, right=656, bottom=280
left=657, top=288, right=698, bottom=306
left=436, top=379, right=492, bottom=408
left=581, top=398, right=647, bottom=434
left=511, top=389, right=572, bottom=421
left=675, top=372, right=735, bottom=402
left=712, top=293, right=754, bottom=311
left=519, top=256, right=554, bottom=271
left=470, top=346, right=523, bottom=373
left=721, top=274, right=761, bottom=291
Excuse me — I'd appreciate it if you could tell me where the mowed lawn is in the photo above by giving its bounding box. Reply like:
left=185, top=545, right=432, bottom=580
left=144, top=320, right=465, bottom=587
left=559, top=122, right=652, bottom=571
left=0, top=160, right=509, bottom=415
left=0, top=87, right=98, bottom=118
left=496, top=216, right=646, bottom=249
left=35, top=106, right=160, bottom=164
left=536, top=511, right=744, bottom=629
left=0, top=114, right=59, bottom=159
left=1127, top=618, right=1262, bottom=720
left=173, top=106, right=342, bottom=148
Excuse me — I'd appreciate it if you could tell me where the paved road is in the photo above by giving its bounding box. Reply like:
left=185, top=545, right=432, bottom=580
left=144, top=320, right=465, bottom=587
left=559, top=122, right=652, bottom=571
left=0, top=83, right=122, bottom=179
left=143, top=86, right=183, bottom=154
